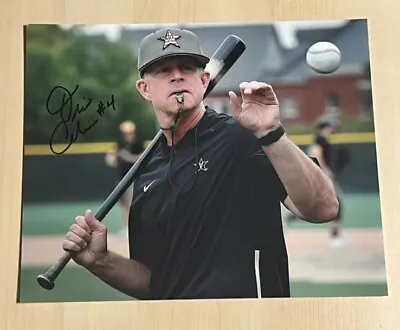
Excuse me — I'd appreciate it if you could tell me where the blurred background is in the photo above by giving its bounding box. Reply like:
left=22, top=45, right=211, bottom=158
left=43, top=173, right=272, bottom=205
left=19, top=19, right=387, bottom=303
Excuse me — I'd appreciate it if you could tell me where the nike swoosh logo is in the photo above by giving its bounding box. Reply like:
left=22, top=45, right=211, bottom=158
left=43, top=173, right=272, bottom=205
left=143, top=180, right=156, bottom=192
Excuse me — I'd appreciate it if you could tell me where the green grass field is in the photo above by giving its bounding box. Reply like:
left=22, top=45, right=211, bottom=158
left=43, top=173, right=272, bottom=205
left=20, top=192, right=383, bottom=236
left=18, top=266, right=387, bottom=303
left=21, top=199, right=125, bottom=236
left=285, top=192, right=382, bottom=229
left=18, top=192, right=387, bottom=303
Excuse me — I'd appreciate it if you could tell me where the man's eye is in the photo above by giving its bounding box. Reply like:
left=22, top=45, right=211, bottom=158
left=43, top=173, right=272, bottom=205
left=182, top=65, right=196, bottom=71
left=153, top=67, right=169, bottom=75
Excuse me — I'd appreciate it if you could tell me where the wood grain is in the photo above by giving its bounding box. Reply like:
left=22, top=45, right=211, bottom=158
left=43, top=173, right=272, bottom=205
left=1, top=0, right=400, bottom=328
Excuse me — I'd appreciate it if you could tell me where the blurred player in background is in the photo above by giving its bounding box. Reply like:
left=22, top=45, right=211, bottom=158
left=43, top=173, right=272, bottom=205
left=105, top=120, right=145, bottom=235
left=307, top=114, right=344, bottom=247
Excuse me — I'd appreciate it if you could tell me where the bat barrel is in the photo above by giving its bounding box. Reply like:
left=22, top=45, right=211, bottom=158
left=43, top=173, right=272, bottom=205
left=213, top=35, right=246, bottom=72
left=204, top=35, right=246, bottom=97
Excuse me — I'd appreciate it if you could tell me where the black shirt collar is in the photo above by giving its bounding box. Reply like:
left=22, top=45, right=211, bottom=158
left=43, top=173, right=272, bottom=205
left=159, top=106, right=211, bottom=155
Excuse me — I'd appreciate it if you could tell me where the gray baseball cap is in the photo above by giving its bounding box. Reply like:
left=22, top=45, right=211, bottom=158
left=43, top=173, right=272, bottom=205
left=137, top=27, right=210, bottom=77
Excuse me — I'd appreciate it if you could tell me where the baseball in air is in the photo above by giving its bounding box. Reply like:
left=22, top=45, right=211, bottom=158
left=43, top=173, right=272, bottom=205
left=306, top=41, right=341, bottom=74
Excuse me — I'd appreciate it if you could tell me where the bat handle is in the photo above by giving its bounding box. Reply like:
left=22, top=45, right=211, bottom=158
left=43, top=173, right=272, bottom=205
left=36, top=251, right=72, bottom=290
left=36, top=131, right=164, bottom=291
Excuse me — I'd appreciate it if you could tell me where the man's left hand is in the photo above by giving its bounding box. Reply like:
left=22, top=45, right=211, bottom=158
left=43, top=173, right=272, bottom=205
left=229, top=81, right=281, bottom=138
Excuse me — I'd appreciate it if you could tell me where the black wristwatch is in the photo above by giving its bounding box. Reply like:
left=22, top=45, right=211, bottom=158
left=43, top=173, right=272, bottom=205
left=257, top=124, right=286, bottom=146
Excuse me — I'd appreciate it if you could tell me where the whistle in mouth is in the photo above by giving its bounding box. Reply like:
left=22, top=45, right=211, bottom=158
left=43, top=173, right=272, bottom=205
left=175, top=93, right=184, bottom=104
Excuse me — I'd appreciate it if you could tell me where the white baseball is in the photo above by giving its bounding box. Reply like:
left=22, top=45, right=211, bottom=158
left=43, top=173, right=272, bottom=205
left=306, top=41, right=341, bottom=74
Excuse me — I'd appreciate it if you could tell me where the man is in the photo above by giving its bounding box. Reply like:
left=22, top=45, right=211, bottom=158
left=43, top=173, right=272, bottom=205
left=62, top=27, right=339, bottom=300
left=307, top=115, right=344, bottom=247
left=105, top=120, right=144, bottom=235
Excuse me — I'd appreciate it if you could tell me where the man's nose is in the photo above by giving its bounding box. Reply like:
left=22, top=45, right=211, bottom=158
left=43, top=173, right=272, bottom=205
left=170, top=67, right=184, bottom=82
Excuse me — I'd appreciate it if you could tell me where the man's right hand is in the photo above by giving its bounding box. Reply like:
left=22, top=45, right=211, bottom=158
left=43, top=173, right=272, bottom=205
left=62, top=209, right=108, bottom=269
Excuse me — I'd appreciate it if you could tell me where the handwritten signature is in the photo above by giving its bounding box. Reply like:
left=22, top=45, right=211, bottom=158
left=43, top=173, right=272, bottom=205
left=46, top=85, right=116, bottom=155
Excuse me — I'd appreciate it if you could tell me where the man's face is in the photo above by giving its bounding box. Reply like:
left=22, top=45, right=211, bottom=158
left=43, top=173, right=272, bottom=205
left=136, top=56, right=210, bottom=115
left=123, top=130, right=136, bottom=143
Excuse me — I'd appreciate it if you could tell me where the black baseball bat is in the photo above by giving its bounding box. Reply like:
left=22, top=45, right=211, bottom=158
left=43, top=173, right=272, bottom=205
left=36, top=34, right=246, bottom=290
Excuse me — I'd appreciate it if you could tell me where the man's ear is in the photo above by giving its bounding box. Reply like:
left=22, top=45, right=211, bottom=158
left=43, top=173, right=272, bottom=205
left=136, top=79, right=151, bottom=101
left=201, top=70, right=211, bottom=93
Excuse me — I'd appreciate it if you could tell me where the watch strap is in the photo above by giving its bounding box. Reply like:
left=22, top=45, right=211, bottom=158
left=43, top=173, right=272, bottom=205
left=257, top=124, right=286, bottom=146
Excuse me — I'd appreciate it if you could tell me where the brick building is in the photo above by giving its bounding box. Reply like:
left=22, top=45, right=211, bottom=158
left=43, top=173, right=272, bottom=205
left=119, top=19, right=372, bottom=125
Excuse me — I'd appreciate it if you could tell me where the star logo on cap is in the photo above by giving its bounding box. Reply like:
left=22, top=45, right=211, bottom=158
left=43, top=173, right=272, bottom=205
left=157, top=30, right=181, bottom=50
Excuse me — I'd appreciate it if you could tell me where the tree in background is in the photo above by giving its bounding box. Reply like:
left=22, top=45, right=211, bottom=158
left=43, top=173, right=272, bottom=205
left=24, top=24, right=156, bottom=145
